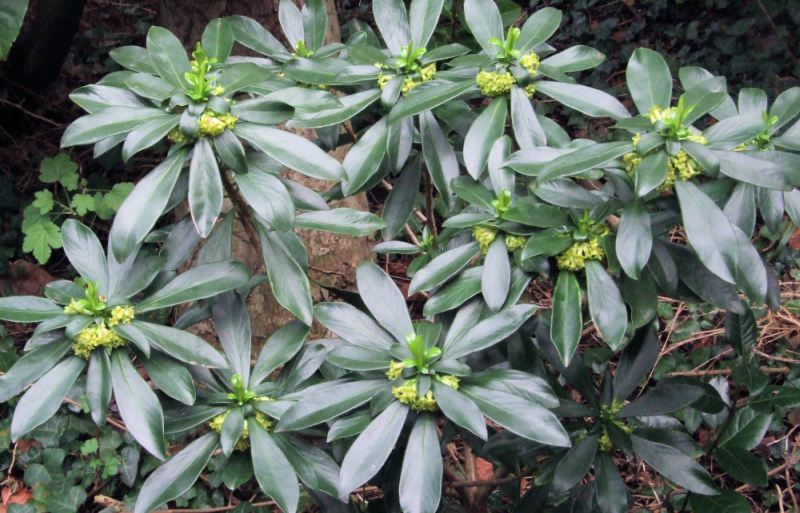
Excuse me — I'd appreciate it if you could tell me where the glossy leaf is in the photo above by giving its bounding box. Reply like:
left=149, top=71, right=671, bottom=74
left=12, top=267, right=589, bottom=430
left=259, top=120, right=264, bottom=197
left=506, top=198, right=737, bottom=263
left=278, top=380, right=386, bottom=430
left=131, top=321, right=227, bottom=367
left=626, top=48, right=672, bottom=115
left=11, top=356, right=85, bottom=441
left=550, top=271, right=582, bottom=366
left=235, top=124, right=345, bottom=181
left=133, top=433, right=219, bottom=513
left=464, top=97, right=507, bottom=179
left=294, top=208, right=386, bottom=236
left=110, top=350, right=166, bottom=459
left=399, top=415, right=442, bottom=513
left=536, top=81, right=630, bottom=120
left=250, top=423, right=300, bottom=513
left=257, top=226, right=313, bottom=325
left=616, top=200, right=652, bottom=279
left=408, top=242, right=480, bottom=295
left=631, top=434, right=718, bottom=495
left=137, top=261, right=250, bottom=312
left=338, top=401, right=409, bottom=497
left=357, top=262, right=414, bottom=343
left=585, top=261, right=627, bottom=350
left=111, top=148, right=188, bottom=261
left=61, top=219, right=108, bottom=292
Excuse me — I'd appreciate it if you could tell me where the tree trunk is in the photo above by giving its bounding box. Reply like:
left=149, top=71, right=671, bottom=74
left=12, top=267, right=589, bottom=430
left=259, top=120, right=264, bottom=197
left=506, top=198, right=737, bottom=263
left=5, top=0, right=86, bottom=91
left=160, top=0, right=375, bottom=339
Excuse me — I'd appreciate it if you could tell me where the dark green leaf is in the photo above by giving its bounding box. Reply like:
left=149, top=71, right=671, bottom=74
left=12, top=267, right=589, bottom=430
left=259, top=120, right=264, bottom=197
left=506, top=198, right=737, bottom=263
left=537, top=142, right=633, bottom=183
left=295, top=208, right=386, bottom=236
left=338, top=401, right=409, bottom=497
left=552, top=435, right=597, bottom=494
left=257, top=225, right=313, bottom=325
left=482, top=237, right=511, bottom=311
left=202, top=18, right=234, bottom=61
left=61, top=219, right=108, bottom=292
left=110, top=148, right=188, bottom=261
left=389, top=80, right=476, bottom=122
left=0, top=337, right=71, bottom=401
left=250, top=320, right=308, bottom=385
left=536, top=81, right=630, bottom=120
left=595, top=452, right=628, bottom=513
left=87, top=350, right=112, bottom=426
left=278, top=380, right=386, bottom=430
left=408, top=242, right=480, bottom=295
left=11, top=356, right=85, bottom=441
left=460, top=385, right=570, bottom=446
left=137, top=261, right=250, bottom=311
left=235, top=124, right=345, bottom=181
left=631, top=434, right=718, bottom=495
left=133, top=433, right=218, bottom=513
left=550, top=271, right=582, bottom=366
left=442, top=304, right=535, bottom=359
left=250, top=423, right=300, bottom=513
left=399, top=415, right=442, bottom=513
left=131, top=321, right=227, bottom=367
left=146, top=26, right=191, bottom=88
left=432, top=381, right=487, bottom=439
left=464, top=0, right=503, bottom=55
left=357, top=262, right=414, bottom=343
left=626, top=48, right=672, bottom=115
left=342, top=119, right=388, bottom=195
left=464, top=97, right=507, bottom=179
left=110, top=350, right=166, bottom=459
left=616, top=201, right=652, bottom=279
left=714, top=445, right=767, bottom=487
left=0, top=296, right=63, bottom=323
left=314, top=302, right=395, bottom=350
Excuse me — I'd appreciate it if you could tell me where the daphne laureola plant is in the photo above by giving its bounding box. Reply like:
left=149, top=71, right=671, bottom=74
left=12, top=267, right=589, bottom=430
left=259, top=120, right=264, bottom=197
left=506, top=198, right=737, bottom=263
left=0, top=0, right=799, bottom=512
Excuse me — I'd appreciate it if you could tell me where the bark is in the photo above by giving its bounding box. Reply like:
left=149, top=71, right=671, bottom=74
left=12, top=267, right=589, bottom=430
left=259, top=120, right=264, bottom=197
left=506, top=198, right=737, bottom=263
left=5, top=0, right=86, bottom=91
left=161, top=0, right=375, bottom=339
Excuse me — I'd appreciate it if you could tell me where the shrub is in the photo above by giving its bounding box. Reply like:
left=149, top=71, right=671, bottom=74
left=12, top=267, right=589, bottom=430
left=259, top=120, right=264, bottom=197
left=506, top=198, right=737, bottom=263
left=1, top=1, right=799, bottom=512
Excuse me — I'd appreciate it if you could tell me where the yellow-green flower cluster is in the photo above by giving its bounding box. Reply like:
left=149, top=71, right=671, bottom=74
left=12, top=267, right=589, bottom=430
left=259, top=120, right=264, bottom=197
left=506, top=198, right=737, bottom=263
left=625, top=131, right=704, bottom=190
left=66, top=302, right=135, bottom=359
left=377, top=63, right=437, bottom=96
left=598, top=431, right=613, bottom=452
left=64, top=299, right=98, bottom=316
left=476, top=70, right=516, bottom=97
left=473, top=226, right=498, bottom=254
left=597, top=398, right=633, bottom=451
left=505, top=235, right=527, bottom=252
left=519, top=52, right=540, bottom=76
left=473, top=227, right=528, bottom=254
left=72, top=323, right=128, bottom=359
left=167, top=128, right=189, bottom=145
left=523, top=83, right=536, bottom=98
left=391, top=375, right=459, bottom=412
left=209, top=410, right=272, bottom=451
left=437, top=375, right=460, bottom=390
left=198, top=111, right=238, bottom=137
left=107, top=305, right=135, bottom=327
left=387, top=360, right=405, bottom=380
left=662, top=150, right=701, bottom=190
left=622, top=152, right=642, bottom=174
left=646, top=105, right=672, bottom=123
left=556, top=239, right=606, bottom=271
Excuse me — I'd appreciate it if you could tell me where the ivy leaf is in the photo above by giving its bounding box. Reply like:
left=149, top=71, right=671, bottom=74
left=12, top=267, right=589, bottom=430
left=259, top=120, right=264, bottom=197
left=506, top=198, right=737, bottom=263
left=80, top=438, right=99, bottom=455
left=31, top=190, right=54, bottom=214
left=40, top=153, right=79, bottom=191
left=70, top=193, right=96, bottom=216
left=22, top=217, right=62, bottom=264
